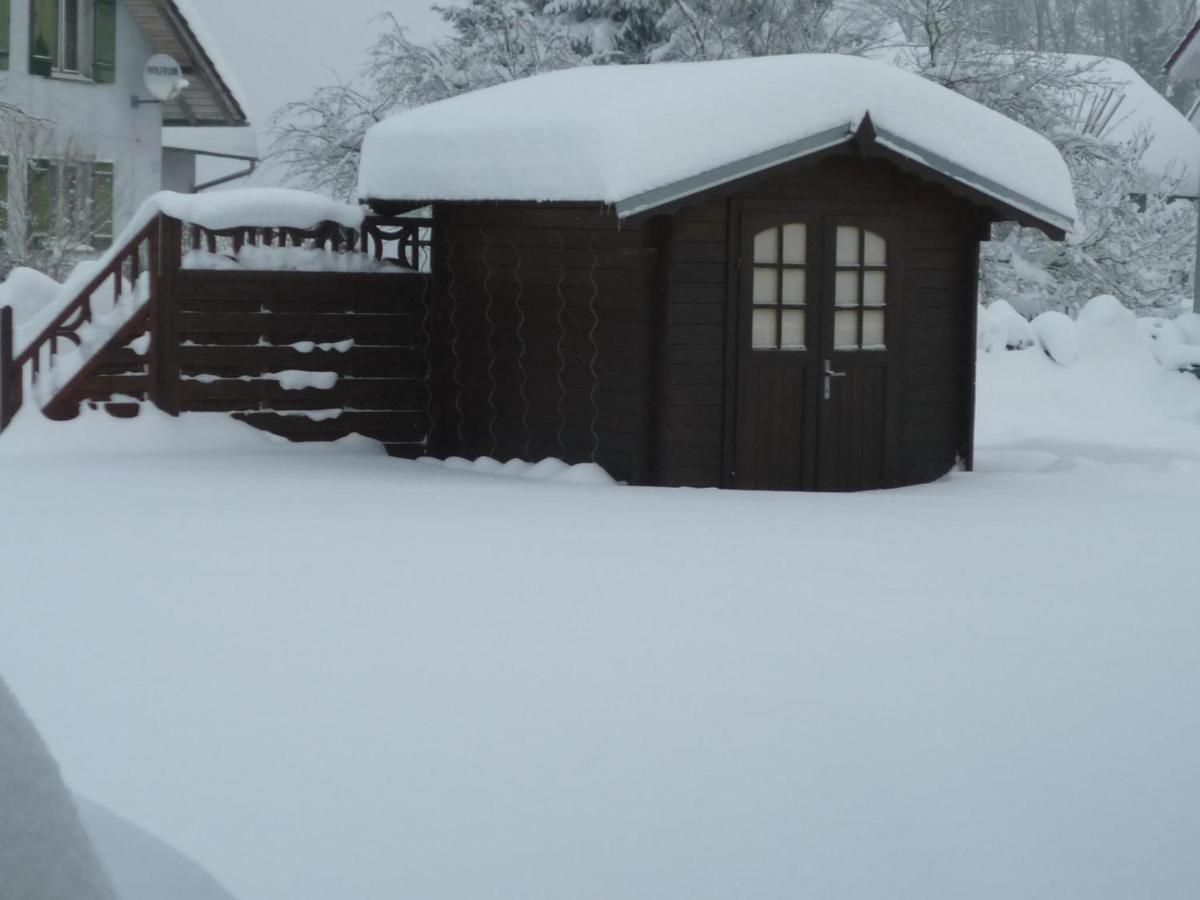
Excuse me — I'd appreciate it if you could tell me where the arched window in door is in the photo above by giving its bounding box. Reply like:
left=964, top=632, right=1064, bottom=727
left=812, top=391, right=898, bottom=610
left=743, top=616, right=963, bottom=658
left=834, top=226, right=887, bottom=350
left=751, top=224, right=807, bottom=350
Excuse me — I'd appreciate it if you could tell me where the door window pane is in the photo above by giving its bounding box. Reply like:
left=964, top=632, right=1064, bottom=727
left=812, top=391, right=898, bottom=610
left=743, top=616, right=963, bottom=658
left=754, top=228, right=778, bottom=264
left=782, top=270, right=805, bottom=306
left=836, top=226, right=860, bottom=266
left=753, top=309, right=777, bottom=349
left=780, top=310, right=806, bottom=349
left=863, top=310, right=886, bottom=348
left=835, top=271, right=859, bottom=307
left=782, top=224, right=806, bottom=264
left=864, top=271, right=886, bottom=306
left=833, top=224, right=888, bottom=351
left=753, top=267, right=778, bottom=304
left=751, top=223, right=807, bottom=352
left=864, top=230, right=887, bottom=266
left=834, top=311, right=859, bottom=349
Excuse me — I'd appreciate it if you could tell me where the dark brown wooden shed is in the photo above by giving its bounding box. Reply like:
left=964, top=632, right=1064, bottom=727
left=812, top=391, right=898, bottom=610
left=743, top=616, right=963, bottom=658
left=359, top=54, right=1075, bottom=491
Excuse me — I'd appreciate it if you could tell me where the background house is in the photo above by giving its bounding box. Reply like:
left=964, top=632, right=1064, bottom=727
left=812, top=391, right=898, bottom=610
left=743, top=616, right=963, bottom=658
left=0, top=0, right=248, bottom=277
left=161, top=125, right=258, bottom=194
left=1166, top=17, right=1200, bottom=311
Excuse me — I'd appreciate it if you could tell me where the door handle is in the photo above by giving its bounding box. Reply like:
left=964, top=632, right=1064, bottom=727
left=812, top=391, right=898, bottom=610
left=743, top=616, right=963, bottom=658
left=824, top=359, right=846, bottom=400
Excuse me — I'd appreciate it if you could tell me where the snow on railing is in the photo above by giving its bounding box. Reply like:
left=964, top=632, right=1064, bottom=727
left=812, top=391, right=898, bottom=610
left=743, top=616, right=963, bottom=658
left=178, top=215, right=433, bottom=274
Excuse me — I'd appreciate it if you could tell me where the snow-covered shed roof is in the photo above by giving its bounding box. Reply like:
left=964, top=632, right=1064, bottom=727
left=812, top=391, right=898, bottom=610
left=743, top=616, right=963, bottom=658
left=358, top=54, right=1077, bottom=234
left=1166, top=18, right=1200, bottom=82
left=1062, top=55, right=1200, bottom=197
left=124, top=0, right=249, bottom=127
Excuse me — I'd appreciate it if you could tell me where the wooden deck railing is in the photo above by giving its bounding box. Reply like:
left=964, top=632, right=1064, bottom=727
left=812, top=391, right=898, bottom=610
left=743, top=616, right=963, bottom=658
left=0, top=213, right=434, bottom=432
left=181, top=215, right=433, bottom=272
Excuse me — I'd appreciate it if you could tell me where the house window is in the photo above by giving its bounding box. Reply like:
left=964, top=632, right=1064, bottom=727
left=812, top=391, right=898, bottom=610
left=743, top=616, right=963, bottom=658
left=833, top=226, right=887, bottom=350
left=29, top=0, right=114, bottom=81
left=752, top=223, right=808, bottom=350
left=59, top=0, right=81, bottom=72
left=27, top=158, right=114, bottom=252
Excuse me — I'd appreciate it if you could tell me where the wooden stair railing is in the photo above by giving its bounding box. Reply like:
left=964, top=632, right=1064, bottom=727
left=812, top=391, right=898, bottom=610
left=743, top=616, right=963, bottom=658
left=1, top=215, right=164, bottom=429
left=0, top=213, right=433, bottom=432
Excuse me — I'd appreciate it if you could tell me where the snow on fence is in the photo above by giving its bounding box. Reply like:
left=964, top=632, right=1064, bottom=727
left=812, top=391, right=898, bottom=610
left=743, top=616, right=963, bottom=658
left=0, top=209, right=434, bottom=449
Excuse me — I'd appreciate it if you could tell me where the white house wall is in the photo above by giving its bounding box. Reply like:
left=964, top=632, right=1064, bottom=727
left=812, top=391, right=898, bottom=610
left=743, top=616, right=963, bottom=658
left=2, top=0, right=162, bottom=234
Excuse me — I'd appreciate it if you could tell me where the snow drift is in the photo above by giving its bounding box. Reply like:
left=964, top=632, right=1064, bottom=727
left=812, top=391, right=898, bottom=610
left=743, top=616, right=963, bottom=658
left=77, top=796, right=240, bottom=900
left=0, top=674, right=117, bottom=900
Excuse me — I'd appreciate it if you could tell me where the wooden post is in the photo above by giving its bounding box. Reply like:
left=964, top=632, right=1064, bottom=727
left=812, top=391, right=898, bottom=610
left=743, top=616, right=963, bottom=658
left=151, top=216, right=183, bottom=416
left=0, top=306, right=18, bottom=432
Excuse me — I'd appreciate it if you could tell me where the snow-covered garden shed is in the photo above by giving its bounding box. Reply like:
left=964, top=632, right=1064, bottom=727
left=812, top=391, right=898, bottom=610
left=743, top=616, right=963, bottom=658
left=358, top=54, right=1075, bottom=491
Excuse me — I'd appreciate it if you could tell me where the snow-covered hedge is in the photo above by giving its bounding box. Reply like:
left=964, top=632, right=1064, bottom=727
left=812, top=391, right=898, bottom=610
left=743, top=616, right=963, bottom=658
left=980, top=295, right=1200, bottom=374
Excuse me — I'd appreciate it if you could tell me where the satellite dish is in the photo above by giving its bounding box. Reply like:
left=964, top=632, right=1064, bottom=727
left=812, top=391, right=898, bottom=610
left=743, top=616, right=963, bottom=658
left=143, top=54, right=189, bottom=102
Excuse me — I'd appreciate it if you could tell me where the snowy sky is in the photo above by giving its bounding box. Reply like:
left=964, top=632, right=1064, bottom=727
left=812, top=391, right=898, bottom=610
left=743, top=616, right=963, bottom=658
left=197, top=0, right=451, bottom=127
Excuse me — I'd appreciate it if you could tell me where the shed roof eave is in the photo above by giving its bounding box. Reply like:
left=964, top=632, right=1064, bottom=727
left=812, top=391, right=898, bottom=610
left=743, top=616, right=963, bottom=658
left=870, top=127, right=1075, bottom=237
left=613, top=125, right=853, bottom=219
left=614, top=120, right=1073, bottom=238
left=1166, top=19, right=1200, bottom=77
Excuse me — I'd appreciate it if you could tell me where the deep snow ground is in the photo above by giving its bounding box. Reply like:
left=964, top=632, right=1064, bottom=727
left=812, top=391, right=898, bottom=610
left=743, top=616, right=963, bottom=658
left=1, top=347, right=1199, bottom=900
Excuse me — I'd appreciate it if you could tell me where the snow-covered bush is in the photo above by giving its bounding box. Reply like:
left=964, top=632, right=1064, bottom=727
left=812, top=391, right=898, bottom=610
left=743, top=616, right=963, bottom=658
left=980, top=294, right=1200, bottom=374
left=981, top=132, right=1195, bottom=317
left=1030, top=310, right=1080, bottom=366
left=980, top=299, right=1037, bottom=353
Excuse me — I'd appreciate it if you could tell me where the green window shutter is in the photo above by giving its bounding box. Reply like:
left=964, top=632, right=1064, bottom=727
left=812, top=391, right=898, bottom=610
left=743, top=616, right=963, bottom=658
left=92, top=0, right=115, bottom=82
left=91, top=162, right=113, bottom=250
left=29, top=0, right=56, bottom=76
left=27, top=159, right=53, bottom=245
left=1, top=0, right=11, bottom=71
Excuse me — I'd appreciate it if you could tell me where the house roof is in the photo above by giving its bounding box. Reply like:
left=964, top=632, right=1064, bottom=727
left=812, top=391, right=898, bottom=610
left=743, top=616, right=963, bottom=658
left=125, top=0, right=249, bottom=127
left=1166, top=18, right=1200, bottom=81
left=1062, top=55, right=1200, bottom=197
left=357, top=54, right=1077, bottom=235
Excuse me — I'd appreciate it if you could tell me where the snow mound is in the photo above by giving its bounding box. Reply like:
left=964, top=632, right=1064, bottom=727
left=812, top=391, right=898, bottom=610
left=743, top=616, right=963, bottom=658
left=981, top=300, right=1037, bottom=352
left=1031, top=310, right=1080, bottom=366
left=1137, top=317, right=1186, bottom=366
left=77, top=796, right=240, bottom=900
left=153, top=189, right=364, bottom=231
left=418, top=455, right=617, bottom=485
left=981, top=294, right=1200, bottom=376
left=977, top=295, right=1200, bottom=456
left=0, top=267, right=60, bottom=329
left=1162, top=344, right=1200, bottom=370
left=1175, top=312, right=1200, bottom=344
left=0, top=674, right=116, bottom=900
left=359, top=54, right=1075, bottom=229
left=1076, top=294, right=1135, bottom=329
